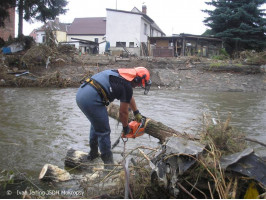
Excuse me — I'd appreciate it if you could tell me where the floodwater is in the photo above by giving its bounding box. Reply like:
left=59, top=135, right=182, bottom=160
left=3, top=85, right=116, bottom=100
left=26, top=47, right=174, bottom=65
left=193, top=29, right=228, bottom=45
left=0, top=87, right=265, bottom=180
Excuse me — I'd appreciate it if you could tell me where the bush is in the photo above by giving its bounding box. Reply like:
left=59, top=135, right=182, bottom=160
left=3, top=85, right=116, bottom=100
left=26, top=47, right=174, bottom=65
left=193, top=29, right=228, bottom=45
left=0, top=37, right=5, bottom=48
left=212, top=48, right=229, bottom=60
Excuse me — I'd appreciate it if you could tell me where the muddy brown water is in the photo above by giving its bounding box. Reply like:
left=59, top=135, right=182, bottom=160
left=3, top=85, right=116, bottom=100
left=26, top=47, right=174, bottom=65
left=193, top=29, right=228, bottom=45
left=0, top=87, right=265, bottom=187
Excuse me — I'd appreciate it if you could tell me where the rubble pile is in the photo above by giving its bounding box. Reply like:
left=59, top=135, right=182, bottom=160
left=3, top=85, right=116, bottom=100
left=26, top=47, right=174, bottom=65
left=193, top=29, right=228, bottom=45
left=238, top=50, right=266, bottom=65
left=96, top=113, right=265, bottom=199
left=33, top=113, right=264, bottom=199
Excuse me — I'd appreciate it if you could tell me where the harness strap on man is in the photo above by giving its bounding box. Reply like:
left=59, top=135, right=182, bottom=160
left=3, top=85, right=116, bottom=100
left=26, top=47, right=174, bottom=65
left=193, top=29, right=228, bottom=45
left=82, top=78, right=110, bottom=106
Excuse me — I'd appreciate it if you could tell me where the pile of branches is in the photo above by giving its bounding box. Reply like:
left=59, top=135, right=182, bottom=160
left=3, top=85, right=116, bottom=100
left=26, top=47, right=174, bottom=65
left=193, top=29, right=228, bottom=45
left=238, top=50, right=266, bottom=65
left=78, top=112, right=265, bottom=199
left=21, top=44, right=76, bottom=70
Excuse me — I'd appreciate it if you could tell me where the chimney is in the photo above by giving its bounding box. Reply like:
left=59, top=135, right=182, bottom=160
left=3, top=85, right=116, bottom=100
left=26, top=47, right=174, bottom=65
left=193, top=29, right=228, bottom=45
left=142, top=5, right=147, bottom=15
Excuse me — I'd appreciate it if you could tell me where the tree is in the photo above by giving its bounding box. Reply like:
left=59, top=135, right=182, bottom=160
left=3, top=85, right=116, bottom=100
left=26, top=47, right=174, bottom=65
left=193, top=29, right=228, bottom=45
left=0, top=0, right=68, bottom=36
left=0, top=0, right=16, bottom=27
left=203, top=0, right=266, bottom=55
left=19, top=0, right=68, bottom=36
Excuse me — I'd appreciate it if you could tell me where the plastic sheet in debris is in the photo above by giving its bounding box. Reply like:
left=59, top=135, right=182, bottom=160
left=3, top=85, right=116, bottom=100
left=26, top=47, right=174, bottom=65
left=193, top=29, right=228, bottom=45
left=221, top=148, right=266, bottom=186
left=163, top=136, right=205, bottom=156
left=151, top=136, right=205, bottom=197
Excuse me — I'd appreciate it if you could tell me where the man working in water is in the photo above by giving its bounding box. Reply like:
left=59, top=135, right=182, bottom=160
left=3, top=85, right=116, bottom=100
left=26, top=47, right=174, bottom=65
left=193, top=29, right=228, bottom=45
left=76, top=67, right=152, bottom=169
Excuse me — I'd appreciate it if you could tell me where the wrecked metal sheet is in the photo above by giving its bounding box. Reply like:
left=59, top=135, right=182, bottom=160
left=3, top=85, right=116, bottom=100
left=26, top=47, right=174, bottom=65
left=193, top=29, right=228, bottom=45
left=221, top=148, right=266, bottom=186
left=164, top=136, right=205, bottom=155
left=227, top=153, right=266, bottom=186
left=220, top=148, right=253, bottom=169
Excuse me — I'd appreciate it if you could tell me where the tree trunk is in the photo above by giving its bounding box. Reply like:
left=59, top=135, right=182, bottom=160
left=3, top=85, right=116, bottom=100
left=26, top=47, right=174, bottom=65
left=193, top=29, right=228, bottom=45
left=64, top=148, right=103, bottom=171
left=39, top=164, right=72, bottom=182
left=64, top=148, right=89, bottom=169
left=107, top=103, right=195, bottom=143
left=18, top=0, right=24, bottom=37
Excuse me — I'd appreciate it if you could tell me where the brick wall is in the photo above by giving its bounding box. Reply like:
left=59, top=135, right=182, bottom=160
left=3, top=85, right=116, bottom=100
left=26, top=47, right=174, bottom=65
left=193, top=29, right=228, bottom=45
left=0, top=7, right=15, bottom=41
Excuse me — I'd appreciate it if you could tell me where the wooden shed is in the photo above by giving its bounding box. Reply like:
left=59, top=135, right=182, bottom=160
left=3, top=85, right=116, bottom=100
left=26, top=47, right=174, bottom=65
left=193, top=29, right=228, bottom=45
left=148, top=34, right=223, bottom=58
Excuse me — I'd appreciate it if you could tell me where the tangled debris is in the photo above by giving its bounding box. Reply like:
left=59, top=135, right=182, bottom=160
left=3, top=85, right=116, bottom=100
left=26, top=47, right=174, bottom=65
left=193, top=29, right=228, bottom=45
left=17, top=113, right=262, bottom=199
left=0, top=43, right=91, bottom=87
left=76, top=113, right=265, bottom=199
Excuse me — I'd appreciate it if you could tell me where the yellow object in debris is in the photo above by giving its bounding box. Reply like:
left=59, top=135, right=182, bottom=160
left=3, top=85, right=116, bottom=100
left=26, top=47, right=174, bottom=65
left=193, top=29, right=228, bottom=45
left=244, top=181, right=259, bottom=199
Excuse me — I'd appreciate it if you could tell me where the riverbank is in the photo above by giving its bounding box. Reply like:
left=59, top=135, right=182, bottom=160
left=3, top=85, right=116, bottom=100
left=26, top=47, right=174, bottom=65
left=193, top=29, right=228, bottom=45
left=1, top=53, right=266, bottom=92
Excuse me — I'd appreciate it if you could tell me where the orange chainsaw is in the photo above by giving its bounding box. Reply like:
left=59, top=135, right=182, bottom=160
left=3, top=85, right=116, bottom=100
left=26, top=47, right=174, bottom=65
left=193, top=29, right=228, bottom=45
left=112, top=117, right=148, bottom=149
left=121, top=117, right=147, bottom=139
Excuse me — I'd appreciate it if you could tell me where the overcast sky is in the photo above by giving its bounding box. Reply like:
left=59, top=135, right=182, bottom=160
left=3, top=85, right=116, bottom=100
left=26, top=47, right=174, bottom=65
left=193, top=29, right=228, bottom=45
left=17, top=0, right=214, bottom=36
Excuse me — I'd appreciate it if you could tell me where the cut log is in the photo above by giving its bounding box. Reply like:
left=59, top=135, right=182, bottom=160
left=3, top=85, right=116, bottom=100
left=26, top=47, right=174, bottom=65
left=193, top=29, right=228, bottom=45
left=64, top=148, right=88, bottom=169
left=64, top=148, right=103, bottom=170
left=39, top=164, right=71, bottom=182
left=39, top=163, right=102, bottom=183
left=107, top=103, right=195, bottom=143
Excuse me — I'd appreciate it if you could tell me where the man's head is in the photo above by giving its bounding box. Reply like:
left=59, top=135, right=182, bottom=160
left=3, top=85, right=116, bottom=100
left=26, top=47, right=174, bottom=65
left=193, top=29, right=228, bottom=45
left=118, top=67, right=152, bottom=94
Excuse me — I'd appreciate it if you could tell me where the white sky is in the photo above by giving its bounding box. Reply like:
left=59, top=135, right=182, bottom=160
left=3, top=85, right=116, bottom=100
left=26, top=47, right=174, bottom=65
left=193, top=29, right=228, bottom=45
left=17, top=0, right=213, bottom=36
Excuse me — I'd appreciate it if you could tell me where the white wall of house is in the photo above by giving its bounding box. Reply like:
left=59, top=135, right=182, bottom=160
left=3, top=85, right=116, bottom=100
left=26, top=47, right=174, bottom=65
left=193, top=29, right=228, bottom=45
left=67, top=35, right=105, bottom=43
left=99, top=41, right=106, bottom=54
left=151, top=28, right=163, bottom=37
left=140, top=17, right=150, bottom=42
left=35, top=30, right=68, bottom=43
left=106, top=9, right=163, bottom=56
left=106, top=10, right=143, bottom=49
left=35, top=30, right=46, bottom=43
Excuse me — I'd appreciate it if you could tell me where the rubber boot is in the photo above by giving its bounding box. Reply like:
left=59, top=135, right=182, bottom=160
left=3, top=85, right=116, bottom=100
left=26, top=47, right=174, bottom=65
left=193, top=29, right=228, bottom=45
left=87, top=143, right=99, bottom=161
left=101, top=152, right=114, bottom=170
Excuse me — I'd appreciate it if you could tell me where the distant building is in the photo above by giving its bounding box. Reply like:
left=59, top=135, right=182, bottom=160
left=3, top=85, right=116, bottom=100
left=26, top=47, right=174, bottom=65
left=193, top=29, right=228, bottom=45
left=34, top=18, right=71, bottom=44
left=0, top=7, right=15, bottom=41
left=149, top=33, right=223, bottom=57
left=67, top=17, right=106, bottom=43
left=29, top=29, right=38, bottom=41
left=106, top=5, right=165, bottom=56
left=65, top=17, right=106, bottom=54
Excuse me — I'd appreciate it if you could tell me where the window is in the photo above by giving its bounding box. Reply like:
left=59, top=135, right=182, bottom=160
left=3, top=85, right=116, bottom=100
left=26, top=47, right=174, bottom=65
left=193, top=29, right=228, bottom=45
left=94, top=38, right=98, bottom=43
left=151, top=29, right=154, bottom=37
left=42, top=35, right=46, bottom=43
left=144, top=23, right=147, bottom=35
left=116, top=42, right=126, bottom=47
left=129, top=42, right=134, bottom=48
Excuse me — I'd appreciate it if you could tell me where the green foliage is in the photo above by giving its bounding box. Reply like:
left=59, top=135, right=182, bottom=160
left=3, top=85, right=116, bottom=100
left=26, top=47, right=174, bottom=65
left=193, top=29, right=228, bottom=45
left=0, top=37, right=5, bottom=48
left=23, top=0, right=68, bottom=22
left=212, top=48, right=230, bottom=60
left=202, top=29, right=215, bottom=36
left=203, top=0, right=266, bottom=55
left=0, top=170, right=15, bottom=190
left=0, top=0, right=16, bottom=27
left=209, top=62, right=226, bottom=67
left=0, top=0, right=68, bottom=36
left=201, top=112, right=247, bottom=156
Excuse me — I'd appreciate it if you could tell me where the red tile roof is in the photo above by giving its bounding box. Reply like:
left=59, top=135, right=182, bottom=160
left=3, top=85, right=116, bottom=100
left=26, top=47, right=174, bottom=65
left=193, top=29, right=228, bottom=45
left=67, top=17, right=106, bottom=35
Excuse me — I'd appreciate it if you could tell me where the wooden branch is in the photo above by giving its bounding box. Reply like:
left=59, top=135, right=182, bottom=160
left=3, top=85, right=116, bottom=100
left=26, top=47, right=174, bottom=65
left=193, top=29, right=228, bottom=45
left=107, top=103, right=194, bottom=143
left=244, top=137, right=266, bottom=148
left=177, top=182, right=197, bottom=199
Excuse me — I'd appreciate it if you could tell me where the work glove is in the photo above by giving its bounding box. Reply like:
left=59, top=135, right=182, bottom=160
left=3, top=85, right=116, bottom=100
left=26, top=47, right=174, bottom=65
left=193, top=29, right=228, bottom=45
left=123, top=125, right=131, bottom=135
left=134, top=110, right=143, bottom=122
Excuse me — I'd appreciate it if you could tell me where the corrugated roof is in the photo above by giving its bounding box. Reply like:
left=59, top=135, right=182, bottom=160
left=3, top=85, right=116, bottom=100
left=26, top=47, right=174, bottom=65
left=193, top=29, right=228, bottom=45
left=67, top=17, right=106, bottom=35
